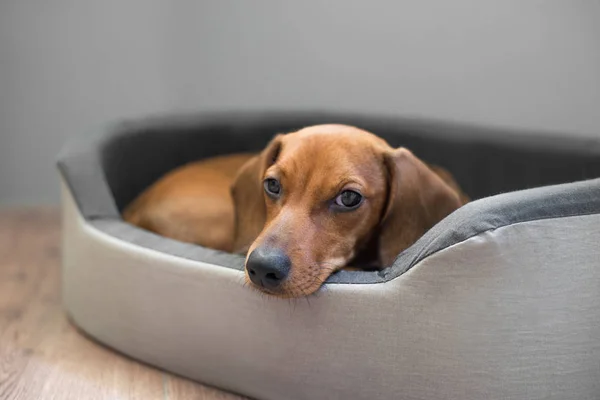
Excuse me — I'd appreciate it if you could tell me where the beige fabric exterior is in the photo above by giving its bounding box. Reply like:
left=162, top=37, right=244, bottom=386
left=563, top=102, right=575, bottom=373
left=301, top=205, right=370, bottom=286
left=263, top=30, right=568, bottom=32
left=61, top=181, right=600, bottom=400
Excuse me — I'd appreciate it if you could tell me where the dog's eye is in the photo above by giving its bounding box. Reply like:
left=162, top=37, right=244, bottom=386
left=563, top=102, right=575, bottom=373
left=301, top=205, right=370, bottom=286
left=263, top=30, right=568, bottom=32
left=334, top=190, right=363, bottom=209
left=264, top=178, right=281, bottom=197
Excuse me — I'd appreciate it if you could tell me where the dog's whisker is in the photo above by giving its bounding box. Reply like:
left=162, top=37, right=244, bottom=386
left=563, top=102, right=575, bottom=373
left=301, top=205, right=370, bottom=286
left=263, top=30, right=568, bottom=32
left=303, top=290, right=312, bottom=308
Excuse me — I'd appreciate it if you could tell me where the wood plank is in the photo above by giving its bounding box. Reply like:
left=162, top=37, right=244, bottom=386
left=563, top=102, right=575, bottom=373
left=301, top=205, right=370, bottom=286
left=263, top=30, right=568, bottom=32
left=0, top=208, right=247, bottom=400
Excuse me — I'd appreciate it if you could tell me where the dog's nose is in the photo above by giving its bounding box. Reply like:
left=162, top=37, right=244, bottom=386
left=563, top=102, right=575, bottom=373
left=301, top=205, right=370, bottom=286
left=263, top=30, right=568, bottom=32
left=246, top=247, right=291, bottom=289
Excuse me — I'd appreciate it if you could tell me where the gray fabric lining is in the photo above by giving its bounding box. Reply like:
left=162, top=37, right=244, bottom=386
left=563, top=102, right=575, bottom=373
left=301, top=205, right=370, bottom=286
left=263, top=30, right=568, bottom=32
left=56, top=111, right=600, bottom=285
left=90, top=219, right=247, bottom=271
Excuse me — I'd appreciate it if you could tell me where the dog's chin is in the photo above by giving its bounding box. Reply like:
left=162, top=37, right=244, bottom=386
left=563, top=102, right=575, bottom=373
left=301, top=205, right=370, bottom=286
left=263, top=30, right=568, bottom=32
left=243, top=274, right=324, bottom=299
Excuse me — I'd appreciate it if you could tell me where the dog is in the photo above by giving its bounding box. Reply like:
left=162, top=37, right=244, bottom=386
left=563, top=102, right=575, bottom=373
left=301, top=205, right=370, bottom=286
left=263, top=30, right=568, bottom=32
left=123, top=124, right=469, bottom=297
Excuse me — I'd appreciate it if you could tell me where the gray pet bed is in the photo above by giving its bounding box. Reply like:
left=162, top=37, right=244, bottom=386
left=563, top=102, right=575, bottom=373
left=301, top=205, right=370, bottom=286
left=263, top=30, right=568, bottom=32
left=57, top=112, right=600, bottom=400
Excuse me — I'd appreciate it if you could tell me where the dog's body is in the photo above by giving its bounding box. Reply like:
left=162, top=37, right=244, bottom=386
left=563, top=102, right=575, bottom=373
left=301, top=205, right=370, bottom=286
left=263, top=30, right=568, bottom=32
left=124, top=125, right=468, bottom=297
left=124, top=153, right=252, bottom=253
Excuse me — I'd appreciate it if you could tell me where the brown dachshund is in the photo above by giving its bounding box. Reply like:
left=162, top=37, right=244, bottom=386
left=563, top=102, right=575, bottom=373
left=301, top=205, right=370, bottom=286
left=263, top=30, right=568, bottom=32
left=124, top=125, right=468, bottom=297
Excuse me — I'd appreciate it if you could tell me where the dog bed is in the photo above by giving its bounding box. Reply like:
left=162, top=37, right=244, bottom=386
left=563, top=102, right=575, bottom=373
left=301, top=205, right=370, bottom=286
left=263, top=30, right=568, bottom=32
left=57, top=112, right=600, bottom=400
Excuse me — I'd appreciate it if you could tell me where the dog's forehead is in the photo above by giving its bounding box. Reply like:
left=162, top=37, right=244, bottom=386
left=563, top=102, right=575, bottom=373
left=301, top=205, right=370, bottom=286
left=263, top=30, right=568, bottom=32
left=274, top=125, right=386, bottom=183
left=295, top=124, right=366, bottom=135
left=281, top=124, right=386, bottom=155
left=292, top=124, right=378, bottom=140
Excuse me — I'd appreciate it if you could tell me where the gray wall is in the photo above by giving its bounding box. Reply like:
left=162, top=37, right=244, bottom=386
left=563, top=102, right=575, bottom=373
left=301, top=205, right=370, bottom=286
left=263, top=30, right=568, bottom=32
left=1, top=1, right=599, bottom=207
left=0, top=1, right=173, bottom=206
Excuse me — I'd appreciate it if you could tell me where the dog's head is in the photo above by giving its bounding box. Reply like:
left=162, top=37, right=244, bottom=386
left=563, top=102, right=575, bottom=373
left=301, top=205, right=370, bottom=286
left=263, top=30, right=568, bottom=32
left=231, top=125, right=465, bottom=297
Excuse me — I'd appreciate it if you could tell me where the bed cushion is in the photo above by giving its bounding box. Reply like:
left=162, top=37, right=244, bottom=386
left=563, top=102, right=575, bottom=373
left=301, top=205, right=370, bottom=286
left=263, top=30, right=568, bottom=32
left=57, top=111, right=600, bottom=400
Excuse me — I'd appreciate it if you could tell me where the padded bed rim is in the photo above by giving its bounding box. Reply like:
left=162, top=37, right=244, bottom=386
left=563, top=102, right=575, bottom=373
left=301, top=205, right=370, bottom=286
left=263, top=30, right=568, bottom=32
left=56, top=111, right=600, bottom=285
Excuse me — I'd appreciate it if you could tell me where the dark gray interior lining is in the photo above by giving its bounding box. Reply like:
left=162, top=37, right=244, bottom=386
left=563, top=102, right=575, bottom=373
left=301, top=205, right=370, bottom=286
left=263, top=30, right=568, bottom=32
left=99, top=111, right=600, bottom=211
left=57, top=111, right=600, bottom=285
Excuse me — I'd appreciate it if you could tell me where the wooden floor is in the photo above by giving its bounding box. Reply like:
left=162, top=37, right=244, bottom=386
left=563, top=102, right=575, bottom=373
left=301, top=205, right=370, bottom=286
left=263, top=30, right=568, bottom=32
left=0, top=208, right=247, bottom=400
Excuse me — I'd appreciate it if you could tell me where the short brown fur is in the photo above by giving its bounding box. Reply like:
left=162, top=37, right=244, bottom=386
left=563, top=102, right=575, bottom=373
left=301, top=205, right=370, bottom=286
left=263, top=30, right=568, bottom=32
left=124, top=125, right=469, bottom=297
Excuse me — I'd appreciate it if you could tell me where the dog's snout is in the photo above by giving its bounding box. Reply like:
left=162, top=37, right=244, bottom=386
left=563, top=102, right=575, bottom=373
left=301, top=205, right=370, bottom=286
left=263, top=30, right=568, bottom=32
left=246, top=247, right=291, bottom=289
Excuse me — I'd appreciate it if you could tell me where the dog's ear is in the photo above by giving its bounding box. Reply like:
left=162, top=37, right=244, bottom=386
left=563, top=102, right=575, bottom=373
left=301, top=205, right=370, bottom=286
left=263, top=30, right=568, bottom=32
left=377, top=148, right=464, bottom=266
left=230, top=135, right=283, bottom=254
